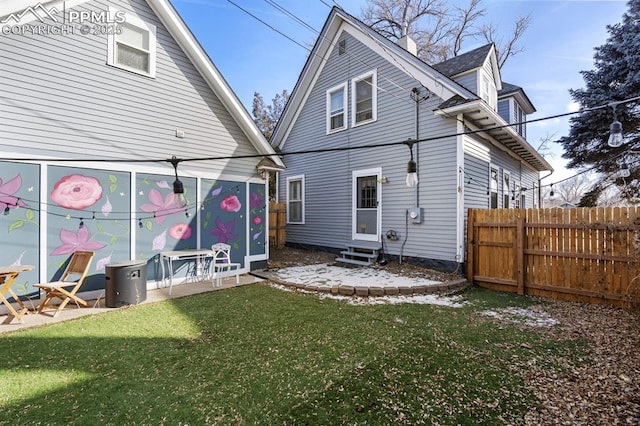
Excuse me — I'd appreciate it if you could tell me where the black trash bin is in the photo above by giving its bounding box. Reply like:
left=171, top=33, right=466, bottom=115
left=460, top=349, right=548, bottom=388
left=105, top=260, right=147, bottom=308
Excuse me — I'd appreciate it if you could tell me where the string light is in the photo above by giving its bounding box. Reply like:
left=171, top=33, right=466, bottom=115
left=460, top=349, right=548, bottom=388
left=608, top=104, right=624, bottom=148
left=404, top=139, right=418, bottom=188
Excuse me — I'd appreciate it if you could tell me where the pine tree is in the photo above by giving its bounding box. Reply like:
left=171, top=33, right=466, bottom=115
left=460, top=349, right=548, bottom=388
left=558, top=0, right=640, bottom=203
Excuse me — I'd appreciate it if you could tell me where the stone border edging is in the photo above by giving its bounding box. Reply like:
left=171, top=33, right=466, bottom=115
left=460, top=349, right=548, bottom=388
left=250, top=271, right=469, bottom=297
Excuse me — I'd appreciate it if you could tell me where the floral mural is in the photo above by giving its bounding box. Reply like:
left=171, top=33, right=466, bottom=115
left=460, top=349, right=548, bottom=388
left=136, top=173, right=197, bottom=280
left=47, top=167, right=131, bottom=291
left=1, top=161, right=268, bottom=296
left=0, top=162, right=40, bottom=298
left=201, top=179, right=247, bottom=266
left=249, top=183, right=266, bottom=256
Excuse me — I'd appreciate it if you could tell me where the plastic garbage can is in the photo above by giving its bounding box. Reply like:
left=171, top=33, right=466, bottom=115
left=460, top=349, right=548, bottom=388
left=105, top=260, right=147, bottom=307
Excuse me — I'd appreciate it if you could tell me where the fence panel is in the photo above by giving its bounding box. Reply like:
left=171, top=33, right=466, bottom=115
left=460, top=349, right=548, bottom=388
left=268, top=202, right=286, bottom=249
left=467, top=207, right=640, bottom=308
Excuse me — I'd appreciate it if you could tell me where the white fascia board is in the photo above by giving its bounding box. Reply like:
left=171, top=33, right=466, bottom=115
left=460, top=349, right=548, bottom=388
left=343, top=25, right=464, bottom=102
left=272, top=13, right=342, bottom=150
left=146, top=0, right=285, bottom=170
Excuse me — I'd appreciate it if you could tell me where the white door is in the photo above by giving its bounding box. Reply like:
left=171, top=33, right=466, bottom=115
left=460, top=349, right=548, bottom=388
left=352, top=168, right=381, bottom=242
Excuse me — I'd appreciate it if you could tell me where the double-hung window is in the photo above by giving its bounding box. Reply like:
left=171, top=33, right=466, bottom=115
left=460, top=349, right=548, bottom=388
left=326, top=83, right=347, bottom=133
left=489, top=166, right=498, bottom=209
left=351, top=70, right=377, bottom=126
left=503, top=171, right=511, bottom=208
left=286, top=175, right=305, bottom=224
left=107, top=10, right=157, bottom=78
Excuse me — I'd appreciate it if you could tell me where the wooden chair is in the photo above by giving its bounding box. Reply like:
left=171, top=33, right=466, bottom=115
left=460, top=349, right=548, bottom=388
left=35, top=251, right=95, bottom=317
left=210, top=243, right=240, bottom=288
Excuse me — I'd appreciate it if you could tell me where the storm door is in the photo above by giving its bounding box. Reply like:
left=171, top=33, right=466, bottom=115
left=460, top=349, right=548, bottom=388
left=352, top=168, right=381, bottom=241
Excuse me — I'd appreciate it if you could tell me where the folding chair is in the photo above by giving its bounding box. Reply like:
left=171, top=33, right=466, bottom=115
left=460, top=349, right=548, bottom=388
left=210, top=243, right=240, bottom=288
left=35, top=251, right=95, bottom=317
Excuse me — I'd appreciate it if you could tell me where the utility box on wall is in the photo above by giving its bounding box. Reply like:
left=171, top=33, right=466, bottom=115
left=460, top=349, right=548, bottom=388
left=408, top=207, right=423, bottom=224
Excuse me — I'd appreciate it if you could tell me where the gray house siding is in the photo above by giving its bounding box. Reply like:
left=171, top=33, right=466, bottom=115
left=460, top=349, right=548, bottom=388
left=452, top=72, right=477, bottom=94
left=463, top=136, right=540, bottom=210
left=1, top=0, right=257, bottom=177
left=279, top=29, right=459, bottom=264
left=0, top=0, right=273, bottom=298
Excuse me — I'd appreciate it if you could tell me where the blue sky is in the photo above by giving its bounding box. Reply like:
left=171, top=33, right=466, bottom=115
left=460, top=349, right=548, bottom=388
left=171, top=0, right=628, bottom=182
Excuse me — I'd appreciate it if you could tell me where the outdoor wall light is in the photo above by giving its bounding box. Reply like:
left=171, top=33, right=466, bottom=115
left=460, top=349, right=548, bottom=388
left=404, top=139, right=418, bottom=188
left=169, top=155, right=187, bottom=208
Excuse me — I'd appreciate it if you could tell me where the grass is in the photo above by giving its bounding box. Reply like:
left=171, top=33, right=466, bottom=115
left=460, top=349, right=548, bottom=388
left=0, top=285, right=583, bottom=425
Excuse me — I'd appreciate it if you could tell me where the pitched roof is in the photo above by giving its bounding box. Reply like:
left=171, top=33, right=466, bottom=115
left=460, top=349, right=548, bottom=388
left=498, top=82, right=536, bottom=114
left=147, top=0, right=284, bottom=169
left=271, top=7, right=550, bottom=172
left=431, top=44, right=494, bottom=77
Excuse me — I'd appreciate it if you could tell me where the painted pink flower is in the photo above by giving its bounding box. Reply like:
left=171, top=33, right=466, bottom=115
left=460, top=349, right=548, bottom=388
left=0, top=174, right=27, bottom=212
left=209, top=218, right=237, bottom=243
left=51, top=226, right=106, bottom=256
left=220, top=195, right=241, bottom=213
left=152, top=230, right=167, bottom=251
left=51, top=174, right=103, bottom=210
left=252, top=216, right=262, bottom=226
left=140, top=189, right=182, bottom=225
left=169, top=222, right=192, bottom=240
left=250, top=192, right=264, bottom=209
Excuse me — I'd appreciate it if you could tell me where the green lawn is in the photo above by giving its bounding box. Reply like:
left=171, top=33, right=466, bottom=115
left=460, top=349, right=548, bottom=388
left=0, top=285, right=582, bottom=425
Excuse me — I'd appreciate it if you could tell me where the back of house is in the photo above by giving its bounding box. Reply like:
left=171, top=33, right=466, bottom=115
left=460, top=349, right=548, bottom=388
left=271, top=7, right=551, bottom=272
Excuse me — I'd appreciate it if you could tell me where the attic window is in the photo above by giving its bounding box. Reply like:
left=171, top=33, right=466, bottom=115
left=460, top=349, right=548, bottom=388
left=338, top=40, right=346, bottom=55
left=107, top=9, right=157, bottom=78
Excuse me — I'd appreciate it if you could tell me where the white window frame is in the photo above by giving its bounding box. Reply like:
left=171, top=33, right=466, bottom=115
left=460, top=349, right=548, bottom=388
left=286, top=175, right=305, bottom=224
left=502, top=170, right=511, bottom=208
left=351, top=70, right=377, bottom=127
left=326, top=82, right=347, bottom=134
left=489, top=164, right=498, bottom=209
left=107, top=8, right=157, bottom=78
left=514, top=182, right=521, bottom=208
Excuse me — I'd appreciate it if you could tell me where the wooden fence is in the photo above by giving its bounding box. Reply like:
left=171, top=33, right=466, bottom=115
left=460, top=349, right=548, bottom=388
left=269, top=202, right=286, bottom=249
left=466, top=207, right=640, bottom=308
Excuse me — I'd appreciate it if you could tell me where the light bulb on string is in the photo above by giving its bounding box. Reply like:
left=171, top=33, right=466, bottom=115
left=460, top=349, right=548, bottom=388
left=620, top=162, right=631, bottom=178
left=404, top=139, right=418, bottom=188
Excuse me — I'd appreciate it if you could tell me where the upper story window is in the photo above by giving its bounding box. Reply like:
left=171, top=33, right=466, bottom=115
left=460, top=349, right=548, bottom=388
left=481, top=74, right=496, bottom=110
left=514, top=103, right=526, bottom=138
left=107, top=10, right=157, bottom=78
left=351, top=70, right=377, bottom=126
left=326, top=83, right=347, bottom=133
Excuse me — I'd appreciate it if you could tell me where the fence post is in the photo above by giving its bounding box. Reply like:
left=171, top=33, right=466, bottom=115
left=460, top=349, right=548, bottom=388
left=466, top=209, right=474, bottom=284
left=516, top=214, right=525, bottom=295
